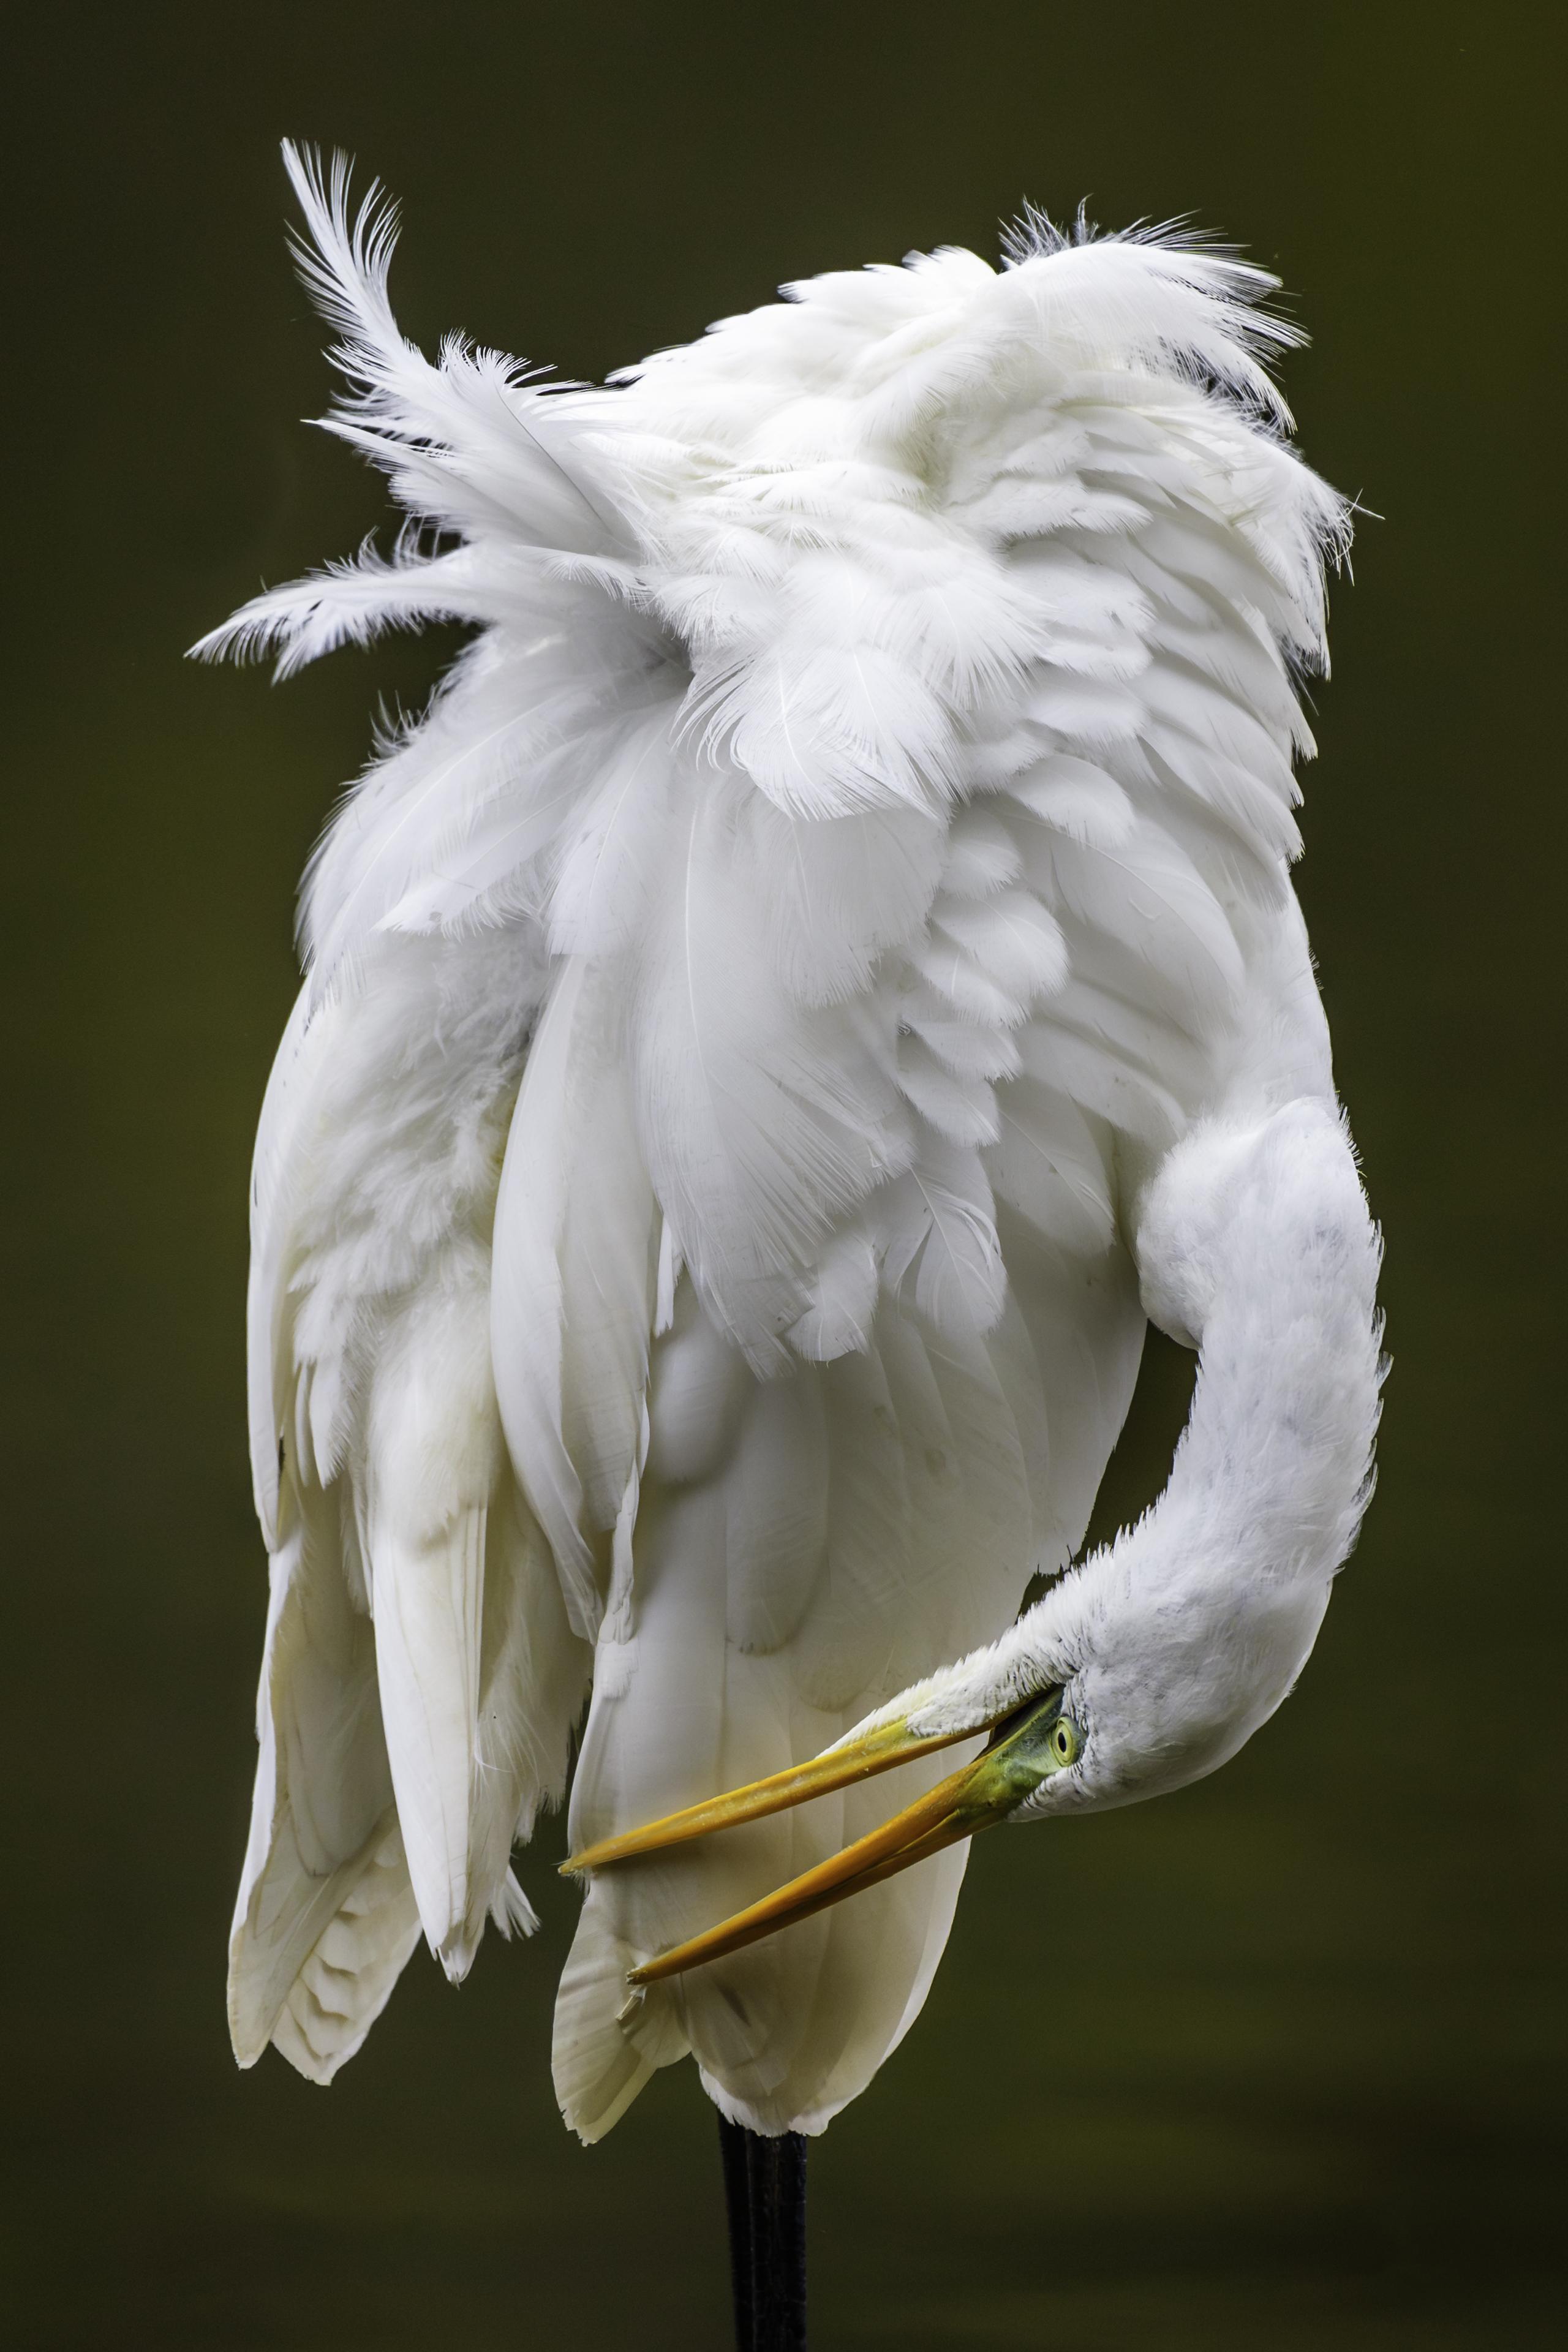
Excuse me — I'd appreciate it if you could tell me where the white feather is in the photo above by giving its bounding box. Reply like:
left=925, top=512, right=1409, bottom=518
left=209, top=163, right=1364, bottom=2140
left=490, top=954, right=661, bottom=1642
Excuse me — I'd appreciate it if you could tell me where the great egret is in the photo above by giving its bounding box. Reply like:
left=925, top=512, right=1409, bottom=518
left=204, top=148, right=1382, bottom=2347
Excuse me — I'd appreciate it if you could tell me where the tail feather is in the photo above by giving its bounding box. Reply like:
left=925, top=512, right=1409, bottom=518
left=268, top=1820, right=422, bottom=2085
left=227, top=1485, right=409, bottom=2067
left=365, top=1248, right=590, bottom=1977
left=456, top=1483, right=588, bottom=1974
left=491, top=955, right=662, bottom=1644
left=368, top=1510, right=486, bottom=1973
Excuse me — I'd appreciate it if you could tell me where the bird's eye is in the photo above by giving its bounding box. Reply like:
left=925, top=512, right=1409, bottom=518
left=1050, top=1719, right=1080, bottom=1768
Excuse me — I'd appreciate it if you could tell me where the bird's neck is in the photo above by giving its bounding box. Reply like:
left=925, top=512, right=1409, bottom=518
left=1055, top=1101, right=1382, bottom=1798
left=913, top=1100, right=1383, bottom=1801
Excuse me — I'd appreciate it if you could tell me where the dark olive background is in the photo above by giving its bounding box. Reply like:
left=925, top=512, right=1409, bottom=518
left=3, top=4, right=1562, bottom=2345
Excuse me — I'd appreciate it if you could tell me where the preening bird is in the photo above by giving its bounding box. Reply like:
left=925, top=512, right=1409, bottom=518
left=204, top=148, right=1382, bottom=2344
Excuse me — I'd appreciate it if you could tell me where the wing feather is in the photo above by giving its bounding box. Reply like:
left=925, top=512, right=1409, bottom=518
left=491, top=954, right=662, bottom=1642
left=228, top=1485, right=409, bottom=2075
left=230, top=927, right=590, bottom=2064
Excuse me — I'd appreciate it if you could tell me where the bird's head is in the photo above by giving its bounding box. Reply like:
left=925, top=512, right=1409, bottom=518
left=561, top=1538, right=1323, bottom=1983
left=899, top=1543, right=1327, bottom=1819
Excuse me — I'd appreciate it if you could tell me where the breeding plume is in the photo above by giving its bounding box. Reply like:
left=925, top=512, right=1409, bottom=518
left=206, top=148, right=1381, bottom=2334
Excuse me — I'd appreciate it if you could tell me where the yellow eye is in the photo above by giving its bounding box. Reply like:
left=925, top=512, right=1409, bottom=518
left=1049, top=1717, right=1080, bottom=1768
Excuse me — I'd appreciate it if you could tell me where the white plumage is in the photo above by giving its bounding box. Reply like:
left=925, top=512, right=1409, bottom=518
left=206, top=151, right=1381, bottom=2142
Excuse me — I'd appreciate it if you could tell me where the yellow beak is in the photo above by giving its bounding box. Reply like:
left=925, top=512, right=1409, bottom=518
left=562, top=1687, right=1067, bottom=1985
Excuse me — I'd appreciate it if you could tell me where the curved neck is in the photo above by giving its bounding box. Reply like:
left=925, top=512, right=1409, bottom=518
left=911, top=1099, right=1382, bottom=1787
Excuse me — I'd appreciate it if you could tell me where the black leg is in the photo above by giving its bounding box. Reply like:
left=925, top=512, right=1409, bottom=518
left=718, top=2113, right=756, bottom=2351
left=717, top=2117, right=809, bottom=2351
left=749, top=2128, right=808, bottom=2351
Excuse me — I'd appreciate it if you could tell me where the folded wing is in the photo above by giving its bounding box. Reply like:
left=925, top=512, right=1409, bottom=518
left=230, top=922, right=591, bottom=2077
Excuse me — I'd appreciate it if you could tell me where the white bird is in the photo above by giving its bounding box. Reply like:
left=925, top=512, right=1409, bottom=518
left=203, top=148, right=1382, bottom=2337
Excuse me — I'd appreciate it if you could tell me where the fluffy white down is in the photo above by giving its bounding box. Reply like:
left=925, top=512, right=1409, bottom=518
left=209, top=149, right=1376, bottom=2135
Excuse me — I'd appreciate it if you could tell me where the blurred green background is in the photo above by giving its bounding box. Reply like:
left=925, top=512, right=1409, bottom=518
left=4, top=4, right=1562, bottom=2345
